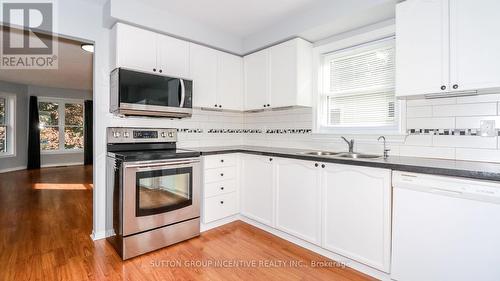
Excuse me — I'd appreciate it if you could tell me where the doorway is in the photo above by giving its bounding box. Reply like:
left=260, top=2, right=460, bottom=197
left=0, top=26, right=95, bottom=264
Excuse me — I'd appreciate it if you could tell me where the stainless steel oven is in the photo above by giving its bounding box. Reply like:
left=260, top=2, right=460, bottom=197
left=123, top=158, right=200, bottom=236
left=110, top=68, right=193, bottom=118
left=106, top=127, right=201, bottom=259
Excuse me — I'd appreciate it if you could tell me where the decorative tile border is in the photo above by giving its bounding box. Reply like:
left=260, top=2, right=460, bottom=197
left=207, top=129, right=256, bottom=134
left=265, top=129, right=312, bottom=134
left=176, top=128, right=312, bottom=134
left=408, top=129, right=500, bottom=136
left=177, top=128, right=203, bottom=133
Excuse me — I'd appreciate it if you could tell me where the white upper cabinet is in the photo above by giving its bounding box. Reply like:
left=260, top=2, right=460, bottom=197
left=396, top=0, right=500, bottom=97
left=157, top=35, right=190, bottom=78
left=396, top=0, right=449, bottom=97
left=275, top=158, right=321, bottom=245
left=449, top=0, right=500, bottom=92
left=270, top=39, right=313, bottom=108
left=322, top=164, right=392, bottom=272
left=190, top=44, right=244, bottom=111
left=190, top=44, right=218, bottom=109
left=244, top=38, right=312, bottom=110
left=112, top=23, right=189, bottom=77
left=244, top=49, right=270, bottom=111
left=217, top=52, right=244, bottom=111
left=112, top=23, right=158, bottom=73
left=240, top=154, right=274, bottom=226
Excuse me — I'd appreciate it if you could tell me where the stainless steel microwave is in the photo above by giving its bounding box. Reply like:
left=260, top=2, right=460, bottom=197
left=110, top=68, right=193, bottom=118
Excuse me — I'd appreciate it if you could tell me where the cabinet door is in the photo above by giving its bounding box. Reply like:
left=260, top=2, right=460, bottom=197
left=240, top=155, right=274, bottom=226
left=115, top=23, right=158, bottom=72
left=322, top=164, right=391, bottom=272
left=269, top=41, right=297, bottom=108
left=190, top=44, right=218, bottom=109
left=217, top=52, right=244, bottom=111
left=396, top=0, right=449, bottom=97
left=244, top=50, right=269, bottom=110
left=449, top=0, right=500, bottom=92
left=275, top=159, right=321, bottom=245
left=158, top=35, right=190, bottom=78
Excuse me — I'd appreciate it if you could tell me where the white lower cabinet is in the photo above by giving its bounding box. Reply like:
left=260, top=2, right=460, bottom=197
left=202, top=154, right=240, bottom=224
left=275, top=158, right=321, bottom=245
left=240, top=154, right=274, bottom=226
left=204, top=192, right=238, bottom=223
left=321, top=164, right=392, bottom=273
left=203, top=154, right=392, bottom=274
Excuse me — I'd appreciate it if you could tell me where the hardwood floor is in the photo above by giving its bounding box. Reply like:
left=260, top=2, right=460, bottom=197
left=0, top=166, right=376, bottom=281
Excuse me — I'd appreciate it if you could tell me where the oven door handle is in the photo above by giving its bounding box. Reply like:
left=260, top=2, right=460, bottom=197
left=125, top=159, right=199, bottom=169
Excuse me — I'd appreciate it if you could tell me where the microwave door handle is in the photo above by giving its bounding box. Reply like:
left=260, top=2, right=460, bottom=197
left=179, top=79, right=185, bottom=108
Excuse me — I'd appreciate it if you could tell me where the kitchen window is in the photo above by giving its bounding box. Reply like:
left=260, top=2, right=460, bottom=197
left=0, top=94, right=15, bottom=156
left=38, top=98, right=84, bottom=152
left=318, top=38, right=401, bottom=134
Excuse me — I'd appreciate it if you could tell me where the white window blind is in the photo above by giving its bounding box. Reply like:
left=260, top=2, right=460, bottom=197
left=323, top=39, right=396, bottom=128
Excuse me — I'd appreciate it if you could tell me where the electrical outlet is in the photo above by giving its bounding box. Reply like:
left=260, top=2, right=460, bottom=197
left=480, top=120, right=496, bottom=137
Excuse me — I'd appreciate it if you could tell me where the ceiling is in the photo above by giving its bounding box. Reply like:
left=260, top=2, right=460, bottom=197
left=132, top=0, right=396, bottom=54
left=141, top=0, right=320, bottom=38
left=0, top=29, right=93, bottom=91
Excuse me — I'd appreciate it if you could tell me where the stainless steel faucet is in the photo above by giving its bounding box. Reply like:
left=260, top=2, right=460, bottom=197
left=341, top=136, right=354, bottom=153
left=378, top=136, right=390, bottom=159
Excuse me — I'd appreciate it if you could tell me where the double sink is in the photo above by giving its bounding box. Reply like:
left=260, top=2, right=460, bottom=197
left=299, top=151, right=382, bottom=159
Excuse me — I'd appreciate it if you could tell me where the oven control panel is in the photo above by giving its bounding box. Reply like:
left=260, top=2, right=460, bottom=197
left=107, top=128, right=177, bottom=143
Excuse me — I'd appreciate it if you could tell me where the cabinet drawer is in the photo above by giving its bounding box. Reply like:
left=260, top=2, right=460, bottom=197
left=204, top=154, right=238, bottom=169
left=204, top=179, right=237, bottom=198
left=204, top=167, right=236, bottom=183
left=203, top=192, right=238, bottom=223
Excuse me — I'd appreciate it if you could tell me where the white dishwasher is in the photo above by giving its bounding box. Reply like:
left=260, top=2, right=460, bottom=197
left=391, top=171, right=500, bottom=281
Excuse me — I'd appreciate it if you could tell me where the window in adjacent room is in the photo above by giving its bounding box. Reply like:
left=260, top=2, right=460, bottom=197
left=0, top=97, right=7, bottom=153
left=39, top=98, right=84, bottom=152
left=318, top=38, right=401, bottom=134
left=0, top=94, right=15, bottom=156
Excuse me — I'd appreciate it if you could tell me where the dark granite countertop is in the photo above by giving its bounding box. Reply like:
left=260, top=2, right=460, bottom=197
left=182, top=145, right=500, bottom=182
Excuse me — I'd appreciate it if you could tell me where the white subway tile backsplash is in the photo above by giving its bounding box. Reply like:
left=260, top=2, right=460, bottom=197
left=456, top=94, right=500, bottom=104
left=399, top=146, right=455, bottom=159
left=456, top=148, right=500, bottom=163
left=433, top=135, right=498, bottom=149
left=433, top=103, right=497, bottom=117
left=407, top=106, right=433, bottom=118
left=455, top=116, right=500, bottom=129
left=168, top=96, right=500, bottom=163
left=407, top=97, right=456, bottom=107
left=407, top=117, right=455, bottom=129
left=404, top=135, right=433, bottom=146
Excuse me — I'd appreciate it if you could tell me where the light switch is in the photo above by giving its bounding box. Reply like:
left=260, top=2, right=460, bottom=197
left=480, top=120, right=496, bottom=137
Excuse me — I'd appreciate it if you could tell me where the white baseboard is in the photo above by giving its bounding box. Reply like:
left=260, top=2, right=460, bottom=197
left=200, top=214, right=240, bottom=232
left=41, top=162, right=84, bottom=168
left=236, top=216, right=391, bottom=281
left=91, top=230, right=106, bottom=241
left=0, top=166, right=26, bottom=174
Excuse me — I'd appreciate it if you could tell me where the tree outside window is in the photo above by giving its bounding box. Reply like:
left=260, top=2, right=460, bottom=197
left=0, top=98, right=6, bottom=153
left=39, top=99, right=84, bottom=152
